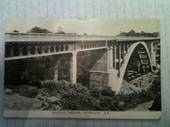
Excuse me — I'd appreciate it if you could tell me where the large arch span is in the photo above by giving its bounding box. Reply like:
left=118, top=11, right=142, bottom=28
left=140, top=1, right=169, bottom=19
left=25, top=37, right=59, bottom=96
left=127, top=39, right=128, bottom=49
left=111, top=41, right=153, bottom=93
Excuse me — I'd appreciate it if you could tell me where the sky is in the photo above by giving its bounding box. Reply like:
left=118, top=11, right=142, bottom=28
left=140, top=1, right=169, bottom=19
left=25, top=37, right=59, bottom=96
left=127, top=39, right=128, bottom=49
left=6, top=19, right=160, bottom=36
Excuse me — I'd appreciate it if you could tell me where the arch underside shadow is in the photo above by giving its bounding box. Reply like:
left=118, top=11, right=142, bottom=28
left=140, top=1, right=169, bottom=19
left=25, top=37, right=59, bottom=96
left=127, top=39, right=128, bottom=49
left=112, top=42, right=153, bottom=93
left=124, top=44, right=152, bottom=81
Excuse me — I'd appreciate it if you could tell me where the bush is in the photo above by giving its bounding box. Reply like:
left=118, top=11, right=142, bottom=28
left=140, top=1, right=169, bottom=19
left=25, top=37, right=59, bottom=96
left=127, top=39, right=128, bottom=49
left=15, top=73, right=160, bottom=111
left=90, top=89, right=101, bottom=97
left=18, top=85, right=38, bottom=98
left=100, top=87, right=115, bottom=96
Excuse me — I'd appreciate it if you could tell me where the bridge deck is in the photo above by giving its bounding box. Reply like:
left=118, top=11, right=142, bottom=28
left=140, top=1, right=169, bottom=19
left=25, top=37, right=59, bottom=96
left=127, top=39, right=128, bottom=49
left=5, top=33, right=115, bottom=42
left=5, top=33, right=160, bottom=43
left=5, top=33, right=160, bottom=61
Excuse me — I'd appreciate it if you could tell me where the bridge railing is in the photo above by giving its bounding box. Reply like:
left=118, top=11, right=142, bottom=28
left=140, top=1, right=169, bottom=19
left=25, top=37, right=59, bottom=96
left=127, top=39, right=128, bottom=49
left=5, top=33, right=115, bottom=42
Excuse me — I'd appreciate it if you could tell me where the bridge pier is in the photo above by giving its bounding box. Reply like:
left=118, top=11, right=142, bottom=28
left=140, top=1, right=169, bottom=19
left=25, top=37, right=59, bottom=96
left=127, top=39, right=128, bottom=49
left=150, top=42, right=156, bottom=66
left=113, top=44, right=117, bottom=69
left=70, top=51, right=77, bottom=84
left=54, top=60, right=60, bottom=81
left=120, top=43, right=125, bottom=64
left=107, top=46, right=119, bottom=89
left=118, top=43, right=121, bottom=76
left=107, top=47, right=113, bottom=71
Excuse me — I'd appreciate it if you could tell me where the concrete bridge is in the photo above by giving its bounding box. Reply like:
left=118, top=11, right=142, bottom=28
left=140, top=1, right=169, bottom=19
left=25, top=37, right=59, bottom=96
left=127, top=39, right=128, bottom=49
left=5, top=33, right=160, bottom=93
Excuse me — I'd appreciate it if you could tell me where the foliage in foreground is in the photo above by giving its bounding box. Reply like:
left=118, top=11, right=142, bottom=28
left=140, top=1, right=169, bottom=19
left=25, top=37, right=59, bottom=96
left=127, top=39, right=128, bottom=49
left=6, top=71, right=160, bottom=111
left=38, top=77, right=160, bottom=111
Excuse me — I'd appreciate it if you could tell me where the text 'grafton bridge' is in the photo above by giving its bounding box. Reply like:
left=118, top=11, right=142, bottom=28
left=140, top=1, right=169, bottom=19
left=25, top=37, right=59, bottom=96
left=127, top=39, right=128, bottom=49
left=5, top=33, right=160, bottom=93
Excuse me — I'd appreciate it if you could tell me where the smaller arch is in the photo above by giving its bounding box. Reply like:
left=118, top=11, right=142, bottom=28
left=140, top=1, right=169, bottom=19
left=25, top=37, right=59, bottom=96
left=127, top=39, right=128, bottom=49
left=30, top=47, right=36, bottom=54
left=37, top=46, right=42, bottom=54
left=13, top=46, right=20, bottom=56
left=5, top=46, right=12, bottom=57
left=92, top=43, right=95, bottom=48
left=87, top=43, right=89, bottom=48
left=50, top=46, right=54, bottom=52
left=55, top=45, right=59, bottom=52
left=23, top=46, right=28, bottom=55
left=81, top=43, right=83, bottom=49
left=65, top=45, right=69, bottom=51
left=43, top=46, right=48, bottom=53
left=61, top=45, right=64, bottom=51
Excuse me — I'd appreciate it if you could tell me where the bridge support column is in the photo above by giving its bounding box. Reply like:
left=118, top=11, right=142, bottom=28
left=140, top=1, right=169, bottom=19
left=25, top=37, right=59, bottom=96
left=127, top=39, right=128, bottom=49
left=113, top=44, right=117, bottom=69
left=120, top=43, right=125, bottom=63
left=107, top=47, right=113, bottom=71
left=54, top=60, right=60, bottom=81
left=150, top=42, right=156, bottom=66
left=107, top=46, right=118, bottom=89
left=125, top=43, right=128, bottom=53
left=123, top=43, right=126, bottom=58
left=118, top=43, right=121, bottom=76
left=137, top=63, right=141, bottom=72
left=70, top=51, right=77, bottom=84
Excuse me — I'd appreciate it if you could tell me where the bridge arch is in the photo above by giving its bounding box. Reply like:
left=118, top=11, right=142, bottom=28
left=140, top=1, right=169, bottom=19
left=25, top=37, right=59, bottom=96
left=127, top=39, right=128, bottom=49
left=114, top=41, right=153, bottom=93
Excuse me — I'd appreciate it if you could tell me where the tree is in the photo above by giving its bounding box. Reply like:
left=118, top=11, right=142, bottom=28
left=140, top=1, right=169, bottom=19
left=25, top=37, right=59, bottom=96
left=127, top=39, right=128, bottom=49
left=117, top=30, right=159, bottom=37
left=56, top=27, right=65, bottom=34
left=13, top=30, right=19, bottom=33
left=140, top=30, right=145, bottom=35
left=28, top=26, right=51, bottom=33
left=128, top=29, right=136, bottom=36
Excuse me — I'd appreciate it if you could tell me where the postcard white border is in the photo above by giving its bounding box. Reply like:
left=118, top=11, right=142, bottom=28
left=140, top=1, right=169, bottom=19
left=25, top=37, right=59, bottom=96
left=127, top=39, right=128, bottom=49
left=4, top=110, right=161, bottom=119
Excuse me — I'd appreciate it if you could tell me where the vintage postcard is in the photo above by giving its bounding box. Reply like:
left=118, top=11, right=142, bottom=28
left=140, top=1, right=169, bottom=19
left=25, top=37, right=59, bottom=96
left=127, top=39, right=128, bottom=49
left=4, top=19, right=161, bottom=119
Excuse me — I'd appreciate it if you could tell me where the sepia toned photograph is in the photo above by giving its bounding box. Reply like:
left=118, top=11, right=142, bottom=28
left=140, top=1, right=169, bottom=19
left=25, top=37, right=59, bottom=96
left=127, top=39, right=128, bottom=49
left=4, top=19, right=161, bottom=119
